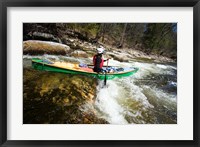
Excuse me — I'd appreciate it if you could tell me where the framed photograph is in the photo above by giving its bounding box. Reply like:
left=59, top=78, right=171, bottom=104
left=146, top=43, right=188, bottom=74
left=0, top=0, right=199, bottom=146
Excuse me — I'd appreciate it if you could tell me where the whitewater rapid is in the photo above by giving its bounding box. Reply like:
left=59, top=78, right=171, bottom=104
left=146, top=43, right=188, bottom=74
left=93, top=60, right=177, bottom=124
left=24, top=55, right=177, bottom=124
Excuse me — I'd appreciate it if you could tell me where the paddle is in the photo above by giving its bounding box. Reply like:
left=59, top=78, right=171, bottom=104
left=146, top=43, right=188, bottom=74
left=104, top=72, right=107, bottom=86
left=104, top=59, right=109, bottom=86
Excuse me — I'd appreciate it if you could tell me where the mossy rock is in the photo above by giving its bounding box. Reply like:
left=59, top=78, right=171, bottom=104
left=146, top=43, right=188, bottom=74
left=23, top=69, right=107, bottom=124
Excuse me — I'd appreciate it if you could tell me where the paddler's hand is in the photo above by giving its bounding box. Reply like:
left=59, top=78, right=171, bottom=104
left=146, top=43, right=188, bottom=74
left=107, top=58, right=111, bottom=61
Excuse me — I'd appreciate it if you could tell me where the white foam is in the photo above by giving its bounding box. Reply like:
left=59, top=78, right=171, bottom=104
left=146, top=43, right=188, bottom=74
left=143, top=85, right=177, bottom=102
left=169, top=81, right=177, bottom=87
left=95, top=80, right=128, bottom=124
left=92, top=60, right=177, bottom=124
left=156, top=64, right=167, bottom=69
left=118, top=78, right=154, bottom=109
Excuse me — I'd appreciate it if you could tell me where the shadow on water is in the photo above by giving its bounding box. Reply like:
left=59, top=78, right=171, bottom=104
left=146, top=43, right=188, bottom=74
left=135, top=75, right=176, bottom=93
left=23, top=68, right=108, bottom=124
left=131, top=72, right=177, bottom=123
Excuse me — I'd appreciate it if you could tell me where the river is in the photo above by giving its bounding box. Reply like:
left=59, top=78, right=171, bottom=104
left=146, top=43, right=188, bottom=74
left=23, top=55, right=177, bottom=124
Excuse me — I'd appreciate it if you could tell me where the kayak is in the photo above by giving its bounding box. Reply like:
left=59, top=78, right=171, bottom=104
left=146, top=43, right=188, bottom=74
left=32, top=58, right=139, bottom=80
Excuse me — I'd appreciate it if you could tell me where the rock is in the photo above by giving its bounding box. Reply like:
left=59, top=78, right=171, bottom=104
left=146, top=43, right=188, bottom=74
left=81, top=47, right=91, bottom=51
left=23, top=60, right=107, bottom=124
left=70, top=50, right=88, bottom=58
left=61, top=37, right=80, bottom=49
left=84, top=118, right=90, bottom=123
left=107, top=52, right=130, bottom=62
left=114, top=56, right=129, bottom=62
left=69, top=39, right=75, bottom=42
left=27, top=32, right=60, bottom=43
left=23, top=40, right=71, bottom=55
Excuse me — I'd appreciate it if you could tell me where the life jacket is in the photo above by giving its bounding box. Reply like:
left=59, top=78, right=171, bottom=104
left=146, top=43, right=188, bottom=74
left=93, top=54, right=104, bottom=68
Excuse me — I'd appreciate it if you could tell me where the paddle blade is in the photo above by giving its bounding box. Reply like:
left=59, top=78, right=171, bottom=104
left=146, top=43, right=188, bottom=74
left=104, top=72, right=107, bottom=86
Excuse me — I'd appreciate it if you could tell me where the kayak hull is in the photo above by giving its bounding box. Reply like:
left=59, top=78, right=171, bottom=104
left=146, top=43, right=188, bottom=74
left=32, top=58, right=139, bottom=80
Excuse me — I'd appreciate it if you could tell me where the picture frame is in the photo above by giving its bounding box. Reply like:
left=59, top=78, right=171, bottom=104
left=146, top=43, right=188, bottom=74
left=0, top=0, right=199, bottom=146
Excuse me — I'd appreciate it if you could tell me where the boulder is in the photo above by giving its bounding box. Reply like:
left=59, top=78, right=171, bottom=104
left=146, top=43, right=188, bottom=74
left=70, top=50, right=88, bottom=58
left=26, top=32, right=61, bottom=43
left=114, top=56, right=129, bottom=62
left=107, top=52, right=130, bottom=62
left=23, top=40, right=71, bottom=55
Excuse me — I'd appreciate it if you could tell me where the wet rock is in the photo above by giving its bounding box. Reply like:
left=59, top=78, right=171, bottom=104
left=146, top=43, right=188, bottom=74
left=107, top=52, right=130, bottom=62
left=23, top=69, right=107, bottom=124
left=115, top=56, right=129, bottom=62
left=70, top=50, right=88, bottom=58
left=23, top=40, right=71, bottom=55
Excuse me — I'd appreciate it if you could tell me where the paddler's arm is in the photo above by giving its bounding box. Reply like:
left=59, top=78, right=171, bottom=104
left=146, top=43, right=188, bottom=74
left=103, top=58, right=111, bottom=62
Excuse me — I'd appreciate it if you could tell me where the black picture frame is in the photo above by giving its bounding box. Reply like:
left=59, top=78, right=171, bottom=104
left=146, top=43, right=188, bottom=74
left=0, top=0, right=199, bottom=146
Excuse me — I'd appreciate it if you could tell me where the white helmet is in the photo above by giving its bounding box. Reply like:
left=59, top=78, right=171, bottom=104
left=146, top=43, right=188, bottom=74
left=97, top=47, right=104, bottom=54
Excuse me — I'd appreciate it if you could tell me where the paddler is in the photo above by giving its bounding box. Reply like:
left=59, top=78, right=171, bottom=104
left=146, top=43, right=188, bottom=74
left=93, top=46, right=110, bottom=73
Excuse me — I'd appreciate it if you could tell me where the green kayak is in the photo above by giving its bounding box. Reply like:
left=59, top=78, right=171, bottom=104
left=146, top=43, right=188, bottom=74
left=32, top=58, right=139, bottom=80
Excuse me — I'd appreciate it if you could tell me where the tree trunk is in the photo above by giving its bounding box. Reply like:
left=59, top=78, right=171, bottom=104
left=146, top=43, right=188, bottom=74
left=95, top=23, right=104, bottom=41
left=118, top=23, right=127, bottom=48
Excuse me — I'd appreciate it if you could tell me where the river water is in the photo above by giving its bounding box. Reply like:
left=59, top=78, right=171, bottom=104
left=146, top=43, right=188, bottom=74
left=23, top=55, right=177, bottom=124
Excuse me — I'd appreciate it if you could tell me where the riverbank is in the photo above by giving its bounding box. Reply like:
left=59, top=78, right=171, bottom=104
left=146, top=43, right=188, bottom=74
left=23, top=39, right=176, bottom=64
